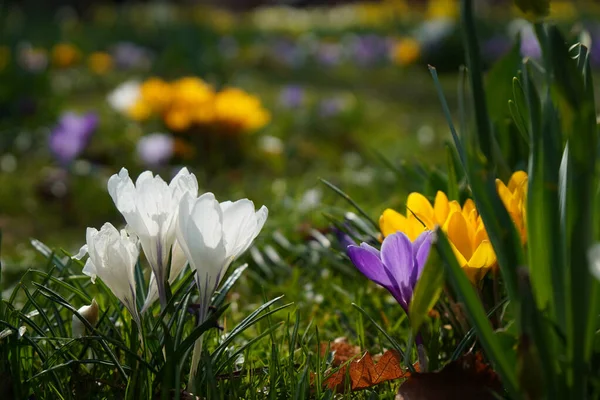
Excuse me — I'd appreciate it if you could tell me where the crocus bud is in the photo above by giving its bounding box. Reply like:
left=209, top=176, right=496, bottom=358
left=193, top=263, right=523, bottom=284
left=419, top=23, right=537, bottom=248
left=72, top=299, right=99, bottom=338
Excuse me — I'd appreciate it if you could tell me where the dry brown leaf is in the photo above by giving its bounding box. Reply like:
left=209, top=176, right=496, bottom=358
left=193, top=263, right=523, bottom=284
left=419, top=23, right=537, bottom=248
left=323, top=349, right=412, bottom=393
left=395, top=353, right=502, bottom=400
left=319, top=337, right=362, bottom=367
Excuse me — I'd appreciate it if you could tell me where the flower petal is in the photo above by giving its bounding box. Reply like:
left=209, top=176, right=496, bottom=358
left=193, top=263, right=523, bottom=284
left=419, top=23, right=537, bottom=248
left=379, top=208, right=406, bottom=237
left=380, top=231, right=414, bottom=298
left=406, top=192, right=434, bottom=228
left=347, top=245, right=390, bottom=288
left=445, top=212, right=473, bottom=261
left=433, top=191, right=450, bottom=224
left=413, top=230, right=434, bottom=280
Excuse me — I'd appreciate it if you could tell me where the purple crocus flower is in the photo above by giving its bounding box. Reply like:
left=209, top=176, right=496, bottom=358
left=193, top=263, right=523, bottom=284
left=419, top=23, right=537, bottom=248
left=49, top=112, right=98, bottom=165
left=333, top=225, right=357, bottom=251
left=347, top=230, right=433, bottom=313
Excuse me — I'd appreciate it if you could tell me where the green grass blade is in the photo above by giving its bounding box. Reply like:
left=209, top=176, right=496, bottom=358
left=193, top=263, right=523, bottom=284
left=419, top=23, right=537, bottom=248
left=436, top=228, right=519, bottom=398
left=409, top=236, right=445, bottom=336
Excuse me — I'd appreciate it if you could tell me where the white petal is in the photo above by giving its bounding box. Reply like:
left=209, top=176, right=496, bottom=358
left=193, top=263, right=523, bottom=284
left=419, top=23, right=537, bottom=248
left=221, top=199, right=257, bottom=257
left=142, top=240, right=188, bottom=312
left=73, top=244, right=88, bottom=260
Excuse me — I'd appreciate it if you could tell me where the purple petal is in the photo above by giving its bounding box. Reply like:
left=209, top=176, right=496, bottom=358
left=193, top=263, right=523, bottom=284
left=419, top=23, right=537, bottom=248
left=380, top=232, right=414, bottom=294
left=359, top=242, right=380, bottom=258
left=410, top=230, right=434, bottom=289
left=347, top=245, right=391, bottom=288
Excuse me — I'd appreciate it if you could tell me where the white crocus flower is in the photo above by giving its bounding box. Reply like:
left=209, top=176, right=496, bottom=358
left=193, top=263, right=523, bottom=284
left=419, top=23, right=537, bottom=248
left=141, top=240, right=188, bottom=313
left=108, top=167, right=198, bottom=309
left=177, top=192, right=268, bottom=389
left=74, top=223, right=140, bottom=326
left=72, top=299, right=99, bottom=338
left=107, top=80, right=141, bottom=113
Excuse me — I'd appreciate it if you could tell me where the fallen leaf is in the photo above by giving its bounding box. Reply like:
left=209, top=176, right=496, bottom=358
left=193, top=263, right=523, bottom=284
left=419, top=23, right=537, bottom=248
left=395, top=353, right=502, bottom=400
left=319, top=337, right=362, bottom=367
left=323, top=349, right=412, bottom=393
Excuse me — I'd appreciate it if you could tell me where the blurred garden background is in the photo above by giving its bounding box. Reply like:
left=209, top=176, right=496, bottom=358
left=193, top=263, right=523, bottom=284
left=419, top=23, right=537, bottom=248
left=1, top=1, right=599, bottom=397
left=2, top=0, right=584, bottom=272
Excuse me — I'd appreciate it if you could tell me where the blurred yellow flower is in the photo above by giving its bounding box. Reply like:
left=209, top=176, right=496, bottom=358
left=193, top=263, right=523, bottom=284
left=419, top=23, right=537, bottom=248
left=171, top=77, right=214, bottom=108
left=52, top=43, right=81, bottom=68
left=88, top=52, right=113, bottom=75
left=426, top=0, right=459, bottom=19
left=212, top=88, right=271, bottom=134
left=164, top=106, right=193, bottom=132
left=381, top=191, right=496, bottom=283
left=496, top=171, right=528, bottom=244
left=140, top=78, right=173, bottom=113
left=126, top=101, right=152, bottom=122
left=121, top=76, right=269, bottom=135
left=390, top=38, right=421, bottom=66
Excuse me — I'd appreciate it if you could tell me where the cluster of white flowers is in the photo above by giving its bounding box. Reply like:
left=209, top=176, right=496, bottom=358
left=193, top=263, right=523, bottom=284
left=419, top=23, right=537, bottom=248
left=73, top=167, right=268, bottom=327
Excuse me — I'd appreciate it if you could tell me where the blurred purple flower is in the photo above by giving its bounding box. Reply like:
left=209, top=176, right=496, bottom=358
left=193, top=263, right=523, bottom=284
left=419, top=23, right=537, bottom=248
left=347, top=231, right=433, bottom=313
left=587, top=26, right=600, bottom=67
left=110, top=42, right=152, bottom=70
left=350, top=34, right=389, bottom=66
left=136, top=133, right=174, bottom=167
left=520, top=29, right=541, bottom=59
left=49, top=112, right=98, bottom=165
left=272, top=38, right=304, bottom=68
left=279, top=85, right=305, bottom=108
left=316, top=42, right=342, bottom=67
left=319, top=97, right=345, bottom=118
left=483, top=36, right=511, bottom=62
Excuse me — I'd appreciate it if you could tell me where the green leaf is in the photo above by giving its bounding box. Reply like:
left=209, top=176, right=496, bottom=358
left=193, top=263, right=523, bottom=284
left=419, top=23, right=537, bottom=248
left=486, top=40, right=523, bottom=122
left=409, top=235, right=445, bottom=335
left=460, top=0, right=494, bottom=165
left=524, top=67, right=564, bottom=330
left=436, top=228, right=519, bottom=398
left=544, top=26, right=598, bottom=398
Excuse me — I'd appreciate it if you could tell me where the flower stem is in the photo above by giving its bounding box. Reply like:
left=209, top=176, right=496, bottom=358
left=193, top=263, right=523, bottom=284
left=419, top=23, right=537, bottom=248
left=187, top=334, right=204, bottom=393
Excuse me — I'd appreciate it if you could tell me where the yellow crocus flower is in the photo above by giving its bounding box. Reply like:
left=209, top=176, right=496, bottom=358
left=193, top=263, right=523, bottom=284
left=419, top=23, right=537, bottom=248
left=380, top=191, right=496, bottom=283
left=380, top=191, right=460, bottom=241
left=443, top=208, right=496, bottom=284
left=496, top=171, right=528, bottom=244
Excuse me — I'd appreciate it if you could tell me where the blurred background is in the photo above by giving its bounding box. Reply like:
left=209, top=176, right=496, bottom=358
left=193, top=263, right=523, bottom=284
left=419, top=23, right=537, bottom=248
left=0, top=0, right=594, bottom=283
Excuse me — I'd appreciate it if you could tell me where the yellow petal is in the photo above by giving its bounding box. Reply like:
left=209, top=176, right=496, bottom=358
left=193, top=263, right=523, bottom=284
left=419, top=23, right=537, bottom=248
left=406, top=215, right=429, bottom=241
left=445, top=211, right=473, bottom=260
left=462, top=198, right=476, bottom=218
left=433, top=191, right=450, bottom=225
left=508, top=171, right=528, bottom=192
left=463, top=266, right=488, bottom=284
left=449, top=240, right=469, bottom=268
left=468, top=240, right=496, bottom=269
left=406, top=192, right=434, bottom=227
left=379, top=209, right=406, bottom=237
left=449, top=200, right=462, bottom=215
